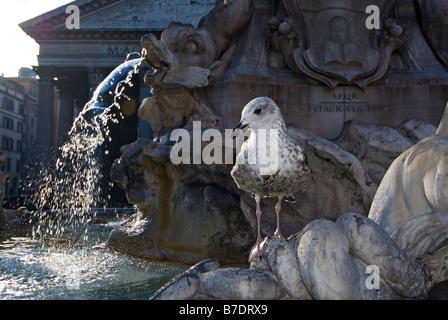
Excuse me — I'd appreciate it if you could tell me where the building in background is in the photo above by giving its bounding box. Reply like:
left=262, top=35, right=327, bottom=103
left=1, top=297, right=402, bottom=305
left=19, top=0, right=215, bottom=162
left=0, top=71, right=38, bottom=196
left=9, top=68, right=40, bottom=169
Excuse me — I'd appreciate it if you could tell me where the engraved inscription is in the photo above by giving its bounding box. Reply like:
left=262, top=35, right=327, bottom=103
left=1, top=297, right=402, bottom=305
left=283, top=88, right=390, bottom=113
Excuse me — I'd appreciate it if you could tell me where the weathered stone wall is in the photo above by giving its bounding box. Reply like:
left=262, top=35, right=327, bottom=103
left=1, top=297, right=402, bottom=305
left=206, top=0, right=448, bottom=139
left=109, top=0, right=448, bottom=265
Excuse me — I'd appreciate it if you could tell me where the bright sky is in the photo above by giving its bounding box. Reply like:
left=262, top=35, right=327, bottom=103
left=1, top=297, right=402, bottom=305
left=0, top=0, right=73, bottom=77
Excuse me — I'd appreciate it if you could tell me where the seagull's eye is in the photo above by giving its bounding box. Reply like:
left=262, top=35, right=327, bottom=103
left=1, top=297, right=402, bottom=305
left=254, top=108, right=261, bottom=115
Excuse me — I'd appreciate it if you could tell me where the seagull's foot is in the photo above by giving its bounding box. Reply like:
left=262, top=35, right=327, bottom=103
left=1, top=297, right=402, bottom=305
left=271, top=229, right=286, bottom=240
left=248, top=237, right=268, bottom=263
left=286, top=234, right=295, bottom=241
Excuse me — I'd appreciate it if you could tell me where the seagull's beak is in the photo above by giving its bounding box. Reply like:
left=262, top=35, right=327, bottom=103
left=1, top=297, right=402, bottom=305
left=231, top=121, right=249, bottom=139
left=233, top=121, right=249, bottom=132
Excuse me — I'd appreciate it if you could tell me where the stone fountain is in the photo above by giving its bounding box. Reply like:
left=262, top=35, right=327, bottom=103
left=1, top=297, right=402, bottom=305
left=107, top=0, right=448, bottom=299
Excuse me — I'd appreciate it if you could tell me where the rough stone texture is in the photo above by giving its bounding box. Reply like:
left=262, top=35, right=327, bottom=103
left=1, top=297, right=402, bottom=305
left=286, top=124, right=378, bottom=220
left=150, top=259, right=219, bottom=300
left=109, top=121, right=391, bottom=264
left=264, top=238, right=311, bottom=300
left=336, top=120, right=416, bottom=185
left=416, top=0, right=448, bottom=68
left=146, top=105, right=448, bottom=300
left=139, top=0, right=254, bottom=138
left=108, top=115, right=437, bottom=265
left=335, top=119, right=437, bottom=186
left=199, top=268, right=283, bottom=300
left=370, top=103, right=448, bottom=263
left=397, top=119, right=438, bottom=144
left=151, top=213, right=431, bottom=300
left=109, top=136, right=256, bottom=264
left=108, top=0, right=448, bottom=299
left=205, top=0, right=448, bottom=140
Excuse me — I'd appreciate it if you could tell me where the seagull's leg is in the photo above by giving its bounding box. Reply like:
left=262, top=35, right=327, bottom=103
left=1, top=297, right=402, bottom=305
left=272, top=196, right=285, bottom=239
left=255, top=196, right=262, bottom=242
left=249, top=194, right=264, bottom=262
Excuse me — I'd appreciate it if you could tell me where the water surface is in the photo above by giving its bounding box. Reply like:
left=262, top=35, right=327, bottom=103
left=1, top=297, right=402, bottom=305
left=0, top=216, right=188, bottom=300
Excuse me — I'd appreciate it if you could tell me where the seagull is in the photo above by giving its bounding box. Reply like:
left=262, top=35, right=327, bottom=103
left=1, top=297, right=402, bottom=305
left=231, top=97, right=311, bottom=263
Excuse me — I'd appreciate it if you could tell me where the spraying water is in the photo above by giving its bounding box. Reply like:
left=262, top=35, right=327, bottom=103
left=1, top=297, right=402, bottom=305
left=0, top=54, right=189, bottom=300
left=27, top=54, right=145, bottom=239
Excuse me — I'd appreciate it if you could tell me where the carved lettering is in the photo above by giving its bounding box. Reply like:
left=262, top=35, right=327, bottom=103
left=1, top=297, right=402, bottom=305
left=107, top=45, right=142, bottom=56
left=108, top=46, right=119, bottom=55
left=285, top=104, right=390, bottom=113
left=333, top=92, right=359, bottom=101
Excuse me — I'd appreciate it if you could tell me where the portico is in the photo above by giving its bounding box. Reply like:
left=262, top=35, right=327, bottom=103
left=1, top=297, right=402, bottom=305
left=19, top=0, right=215, bottom=160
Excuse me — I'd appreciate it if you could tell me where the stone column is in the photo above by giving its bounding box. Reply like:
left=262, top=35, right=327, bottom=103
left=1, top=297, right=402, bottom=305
left=35, top=66, right=56, bottom=162
left=56, top=81, right=76, bottom=151
left=87, top=67, right=110, bottom=98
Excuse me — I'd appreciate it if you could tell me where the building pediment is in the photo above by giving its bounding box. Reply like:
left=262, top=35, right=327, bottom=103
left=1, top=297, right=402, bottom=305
left=20, top=0, right=214, bottom=41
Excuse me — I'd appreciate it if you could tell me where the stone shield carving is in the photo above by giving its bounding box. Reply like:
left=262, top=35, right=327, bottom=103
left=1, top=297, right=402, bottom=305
left=415, top=0, right=448, bottom=68
left=274, top=0, right=405, bottom=88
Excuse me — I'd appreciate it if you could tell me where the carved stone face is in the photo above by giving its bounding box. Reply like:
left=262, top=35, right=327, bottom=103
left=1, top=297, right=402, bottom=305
left=138, top=0, right=254, bottom=138
left=141, top=23, right=217, bottom=89
left=160, top=23, right=218, bottom=67
left=140, top=0, right=254, bottom=90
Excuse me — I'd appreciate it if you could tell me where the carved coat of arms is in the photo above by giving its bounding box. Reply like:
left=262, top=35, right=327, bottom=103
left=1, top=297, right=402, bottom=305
left=271, top=0, right=405, bottom=88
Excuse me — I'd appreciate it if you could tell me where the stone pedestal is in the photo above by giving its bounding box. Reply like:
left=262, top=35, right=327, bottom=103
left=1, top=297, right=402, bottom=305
left=209, top=76, right=448, bottom=140
left=206, top=0, right=448, bottom=140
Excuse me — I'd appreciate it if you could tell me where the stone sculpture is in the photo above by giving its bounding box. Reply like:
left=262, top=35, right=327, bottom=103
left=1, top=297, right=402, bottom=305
left=268, top=0, right=407, bottom=88
left=107, top=0, right=448, bottom=299
left=416, top=0, right=448, bottom=68
left=370, top=102, right=448, bottom=262
left=138, top=0, right=253, bottom=138
left=109, top=133, right=256, bottom=264
left=151, top=103, right=448, bottom=300
left=109, top=118, right=391, bottom=263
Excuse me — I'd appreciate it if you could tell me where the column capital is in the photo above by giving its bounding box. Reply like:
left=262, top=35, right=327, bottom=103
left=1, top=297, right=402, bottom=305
left=34, top=66, right=57, bottom=84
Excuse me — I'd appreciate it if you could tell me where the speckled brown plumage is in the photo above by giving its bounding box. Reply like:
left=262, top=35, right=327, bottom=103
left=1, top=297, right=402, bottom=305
left=231, top=97, right=311, bottom=262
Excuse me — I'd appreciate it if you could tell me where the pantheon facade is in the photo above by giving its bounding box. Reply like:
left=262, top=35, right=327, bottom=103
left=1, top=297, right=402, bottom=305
left=20, top=0, right=214, bottom=160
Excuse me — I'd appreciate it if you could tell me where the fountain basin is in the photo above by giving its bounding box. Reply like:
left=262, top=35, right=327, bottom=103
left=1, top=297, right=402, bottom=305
left=0, top=210, right=188, bottom=300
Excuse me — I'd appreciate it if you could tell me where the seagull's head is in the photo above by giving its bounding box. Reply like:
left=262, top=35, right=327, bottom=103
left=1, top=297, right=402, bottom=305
left=232, top=97, right=285, bottom=135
